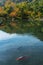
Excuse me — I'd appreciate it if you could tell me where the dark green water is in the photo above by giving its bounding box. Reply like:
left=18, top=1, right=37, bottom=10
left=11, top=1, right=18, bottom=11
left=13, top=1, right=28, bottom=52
left=0, top=19, right=43, bottom=41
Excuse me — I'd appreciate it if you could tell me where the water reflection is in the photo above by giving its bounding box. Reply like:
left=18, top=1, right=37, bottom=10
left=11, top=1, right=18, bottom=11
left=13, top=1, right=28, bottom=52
left=0, top=30, right=43, bottom=65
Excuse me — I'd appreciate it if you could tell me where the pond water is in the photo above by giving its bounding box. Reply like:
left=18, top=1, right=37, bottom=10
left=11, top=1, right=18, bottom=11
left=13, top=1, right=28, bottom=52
left=0, top=30, right=43, bottom=65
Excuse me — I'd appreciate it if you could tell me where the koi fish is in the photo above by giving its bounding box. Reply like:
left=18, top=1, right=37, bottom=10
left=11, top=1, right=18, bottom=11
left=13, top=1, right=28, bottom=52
left=16, top=56, right=29, bottom=61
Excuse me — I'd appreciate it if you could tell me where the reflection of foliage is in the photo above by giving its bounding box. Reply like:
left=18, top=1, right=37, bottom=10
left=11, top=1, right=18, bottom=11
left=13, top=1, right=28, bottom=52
left=0, top=0, right=43, bottom=41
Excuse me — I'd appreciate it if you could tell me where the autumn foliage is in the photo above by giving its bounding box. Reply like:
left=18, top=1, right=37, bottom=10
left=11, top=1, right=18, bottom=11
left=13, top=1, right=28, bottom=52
left=0, top=0, right=43, bottom=21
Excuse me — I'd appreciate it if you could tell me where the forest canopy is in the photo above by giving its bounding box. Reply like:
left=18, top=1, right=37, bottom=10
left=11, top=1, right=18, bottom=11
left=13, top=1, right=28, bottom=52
left=0, top=0, right=43, bottom=34
left=0, top=0, right=43, bottom=21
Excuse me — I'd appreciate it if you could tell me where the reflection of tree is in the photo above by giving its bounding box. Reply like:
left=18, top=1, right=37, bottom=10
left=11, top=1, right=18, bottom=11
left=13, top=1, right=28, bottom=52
left=33, top=32, right=43, bottom=41
left=0, top=0, right=43, bottom=41
left=0, top=20, right=43, bottom=41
